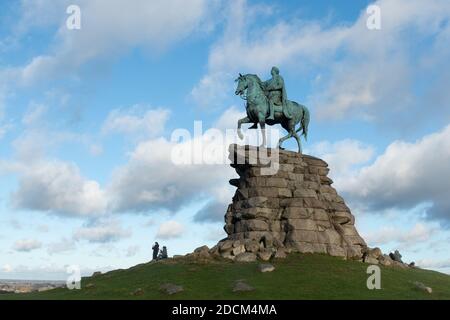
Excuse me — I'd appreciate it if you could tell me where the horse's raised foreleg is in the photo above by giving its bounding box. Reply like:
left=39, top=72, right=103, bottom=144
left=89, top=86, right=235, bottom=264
left=258, top=113, right=267, bottom=148
left=259, top=121, right=266, bottom=147
left=237, top=116, right=251, bottom=140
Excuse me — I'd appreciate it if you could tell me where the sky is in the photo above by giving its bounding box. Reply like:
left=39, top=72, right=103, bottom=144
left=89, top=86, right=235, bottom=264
left=0, top=0, right=450, bottom=280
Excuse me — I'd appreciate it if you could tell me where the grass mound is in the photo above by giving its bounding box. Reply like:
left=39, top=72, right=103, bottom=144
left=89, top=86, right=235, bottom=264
left=2, top=253, right=449, bottom=300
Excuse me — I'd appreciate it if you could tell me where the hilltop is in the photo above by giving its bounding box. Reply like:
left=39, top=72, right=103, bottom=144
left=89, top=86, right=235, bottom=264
left=1, top=253, right=449, bottom=300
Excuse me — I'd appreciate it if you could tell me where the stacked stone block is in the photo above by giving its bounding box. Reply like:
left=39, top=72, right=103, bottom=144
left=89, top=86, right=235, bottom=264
left=214, top=144, right=367, bottom=261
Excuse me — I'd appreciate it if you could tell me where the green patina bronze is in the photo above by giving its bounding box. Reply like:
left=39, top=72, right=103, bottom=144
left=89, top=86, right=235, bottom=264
left=234, top=66, right=310, bottom=153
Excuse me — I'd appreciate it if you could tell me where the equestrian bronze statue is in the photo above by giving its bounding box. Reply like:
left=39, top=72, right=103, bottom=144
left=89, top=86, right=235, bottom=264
left=234, top=67, right=310, bottom=153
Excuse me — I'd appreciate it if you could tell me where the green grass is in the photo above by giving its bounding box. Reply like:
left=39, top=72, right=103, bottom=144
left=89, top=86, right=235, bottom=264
left=2, top=253, right=449, bottom=300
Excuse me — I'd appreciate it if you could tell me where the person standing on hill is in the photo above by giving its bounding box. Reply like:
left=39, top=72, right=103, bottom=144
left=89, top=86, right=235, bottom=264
left=152, top=242, right=159, bottom=260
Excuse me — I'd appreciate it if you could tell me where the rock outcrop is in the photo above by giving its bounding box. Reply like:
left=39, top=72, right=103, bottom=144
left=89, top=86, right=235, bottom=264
left=211, top=144, right=367, bottom=261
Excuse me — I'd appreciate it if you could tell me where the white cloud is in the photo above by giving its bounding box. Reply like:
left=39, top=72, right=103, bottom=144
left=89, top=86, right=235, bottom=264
left=205, top=226, right=227, bottom=242
left=9, top=219, right=22, bottom=230
left=417, top=258, right=450, bottom=270
left=107, top=136, right=231, bottom=213
left=102, top=106, right=170, bottom=138
left=2, top=264, right=13, bottom=273
left=191, top=72, right=232, bottom=109
left=22, top=102, right=48, bottom=126
left=192, top=0, right=450, bottom=124
left=3, top=107, right=242, bottom=217
left=194, top=200, right=227, bottom=223
left=0, top=92, right=13, bottom=139
left=329, top=125, right=450, bottom=224
left=363, top=223, right=435, bottom=247
left=10, top=160, right=107, bottom=217
left=73, top=218, right=131, bottom=243
left=13, top=239, right=42, bottom=252
left=0, top=122, right=13, bottom=140
left=47, top=237, right=76, bottom=255
left=214, top=105, right=246, bottom=131
left=307, top=124, right=450, bottom=227
left=156, top=220, right=185, bottom=239
left=7, top=0, right=219, bottom=86
left=36, top=224, right=49, bottom=233
left=126, top=245, right=140, bottom=257
left=307, top=139, right=375, bottom=177
left=105, top=105, right=282, bottom=215
left=191, top=0, right=347, bottom=108
left=89, top=144, right=103, bottom=157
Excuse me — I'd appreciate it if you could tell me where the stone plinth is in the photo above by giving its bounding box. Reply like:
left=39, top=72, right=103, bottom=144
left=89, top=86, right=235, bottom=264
left=213, top=144, right=367, bottom=261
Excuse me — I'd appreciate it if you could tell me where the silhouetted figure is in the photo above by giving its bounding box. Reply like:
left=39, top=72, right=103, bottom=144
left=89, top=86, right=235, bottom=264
left=158, top=246, right=168, bottom=260
left=161, top=246, right=168, bottom=259
left=152, top=242, right=159, bottom=260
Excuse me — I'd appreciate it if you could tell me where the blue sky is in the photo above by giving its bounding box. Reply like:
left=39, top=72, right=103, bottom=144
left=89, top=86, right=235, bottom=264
left=1, top=0, right=450, bottom=280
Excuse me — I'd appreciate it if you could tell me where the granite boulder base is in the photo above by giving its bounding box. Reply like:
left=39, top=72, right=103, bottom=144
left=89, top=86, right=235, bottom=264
left=211, top=144, right=367, bottom=261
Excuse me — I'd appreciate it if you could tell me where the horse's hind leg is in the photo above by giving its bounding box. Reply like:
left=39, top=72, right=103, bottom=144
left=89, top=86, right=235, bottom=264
left=277, top=131, right=292, bottom=150
left=278, top=120, right=294, bottom=150
left=293, top=131, right=302, bottom=153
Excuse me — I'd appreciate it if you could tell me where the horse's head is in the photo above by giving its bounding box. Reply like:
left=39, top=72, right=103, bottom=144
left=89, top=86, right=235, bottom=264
left=234, top=73, right=247, bottom=96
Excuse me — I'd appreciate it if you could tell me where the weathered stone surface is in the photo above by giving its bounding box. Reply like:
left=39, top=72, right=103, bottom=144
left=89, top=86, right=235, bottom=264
left=219, top=240, right=233, bottom=252
left=286, top=218, right=317, bottom=231
left=222, top=251, right=235, bottom=261
left=245, top=241, right=260, bottom=253
left=289, top=242, right=315, bottom=253
left=379, top=254, right=393, bottom=266
left=282, top=207, right=311, bottom=219
left=265, top=178, right=288, bottom=188
left=327, top=244, right=347, bottom=257
left=414, top=281, right=432, bottom=294
left=370, top=247, right=382, bottom=258
left=242, top=219, right=269, bottom=231
left=278, top=188, right=293, bottom=198
left=193, top=246, right=212, bottom=259
left=233, top=280, right=255, bottom=292
left=274, top=248, right=287, bottom=259
left=235, top=252, right=257, bottom=262
left=194, top=245, right=209, bottom=253
left=232, top=245, right=246, bottom=256
left=218, top=144, right=367, bottom=261
left=389, top=250, right=404, bottom=263
left=257, top=250, right=273, bottom=261
left=160, top=283, right=184, bottom=295
left=258, top=264, right=275, bottom=273
left=287, top=230, right=318, bottom=243
left=293, top=188, right=318, bottom=198
left=133, top=288, right=144, bottom=296
left=364, top=256, right=379, bottom=265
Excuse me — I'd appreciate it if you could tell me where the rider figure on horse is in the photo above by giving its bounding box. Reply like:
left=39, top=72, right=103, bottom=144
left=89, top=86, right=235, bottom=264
left=234, top=68, right=310, bottom=153
left=264, top=66, right=290, bottom=121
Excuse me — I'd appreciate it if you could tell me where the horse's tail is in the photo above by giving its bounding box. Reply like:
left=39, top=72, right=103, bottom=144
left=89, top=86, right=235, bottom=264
left=296, top=105, right=310, bottom=141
